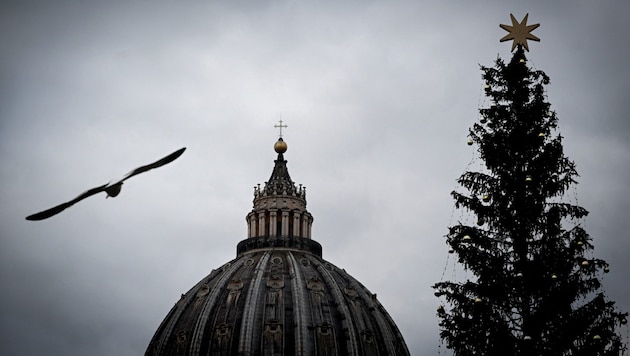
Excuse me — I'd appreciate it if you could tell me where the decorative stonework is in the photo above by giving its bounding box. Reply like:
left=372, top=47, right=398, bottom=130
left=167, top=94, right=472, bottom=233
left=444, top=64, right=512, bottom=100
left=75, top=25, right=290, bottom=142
left=146, top=249, right=410, bottom=355
left=145, top=137, right=410, bottom=355
left=247, top=138, right=313, bottom=239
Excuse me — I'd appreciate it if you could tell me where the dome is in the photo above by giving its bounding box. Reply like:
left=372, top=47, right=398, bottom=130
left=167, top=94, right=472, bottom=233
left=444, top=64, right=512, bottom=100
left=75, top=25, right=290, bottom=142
left=146, top=135, right=410, bottom=356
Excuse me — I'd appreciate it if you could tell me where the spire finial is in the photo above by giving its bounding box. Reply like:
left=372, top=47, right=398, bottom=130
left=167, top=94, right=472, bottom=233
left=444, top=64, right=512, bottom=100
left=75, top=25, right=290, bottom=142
left=274, top=119, right=288, bottom=138
left=274, top=136, right=288, bottom=154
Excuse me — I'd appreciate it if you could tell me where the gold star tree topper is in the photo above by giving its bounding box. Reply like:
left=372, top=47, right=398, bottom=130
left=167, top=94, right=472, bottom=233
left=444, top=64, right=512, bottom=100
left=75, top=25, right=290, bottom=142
left=500, top=13, right=540, bottom=51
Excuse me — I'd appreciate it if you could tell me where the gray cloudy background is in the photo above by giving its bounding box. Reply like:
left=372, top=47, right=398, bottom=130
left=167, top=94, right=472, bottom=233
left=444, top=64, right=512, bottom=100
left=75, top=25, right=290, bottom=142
left=1, top=1, right=629, bottom=355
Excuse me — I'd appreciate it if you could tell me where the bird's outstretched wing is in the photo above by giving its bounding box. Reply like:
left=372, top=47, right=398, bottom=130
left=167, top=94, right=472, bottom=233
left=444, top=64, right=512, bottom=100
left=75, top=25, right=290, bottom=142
left=25, top=147, right=186, bottom=221
left=117, top=147, right=187, bottom=184
left=25, top=184, right=108, bottom=221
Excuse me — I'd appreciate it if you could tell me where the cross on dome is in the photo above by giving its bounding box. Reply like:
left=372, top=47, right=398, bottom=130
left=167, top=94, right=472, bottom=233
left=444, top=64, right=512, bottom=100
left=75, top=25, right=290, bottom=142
left=274, top=119, right=288, bottom=138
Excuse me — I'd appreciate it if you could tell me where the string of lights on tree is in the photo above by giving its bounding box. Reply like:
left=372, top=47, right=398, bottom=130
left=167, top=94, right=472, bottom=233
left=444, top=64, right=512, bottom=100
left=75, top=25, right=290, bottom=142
left=433, top=14, right=628, bottom=356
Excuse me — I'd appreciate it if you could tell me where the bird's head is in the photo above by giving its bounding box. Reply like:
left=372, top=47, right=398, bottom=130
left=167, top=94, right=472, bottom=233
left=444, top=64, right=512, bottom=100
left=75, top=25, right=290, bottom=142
left=105, top=182, right=123, bottom=198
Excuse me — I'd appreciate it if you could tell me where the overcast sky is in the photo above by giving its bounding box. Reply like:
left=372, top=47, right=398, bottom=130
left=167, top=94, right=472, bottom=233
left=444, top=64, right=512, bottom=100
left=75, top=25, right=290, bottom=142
left=1, top=1, right=628, bottom=355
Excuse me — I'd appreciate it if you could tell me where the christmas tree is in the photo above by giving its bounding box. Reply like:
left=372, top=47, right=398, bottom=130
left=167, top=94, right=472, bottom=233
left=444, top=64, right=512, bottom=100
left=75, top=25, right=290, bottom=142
left=433, top=14, right=628, bottom=355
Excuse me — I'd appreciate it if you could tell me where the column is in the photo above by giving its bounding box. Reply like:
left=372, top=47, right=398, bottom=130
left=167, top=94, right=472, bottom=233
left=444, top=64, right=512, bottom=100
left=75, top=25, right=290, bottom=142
left=281, top=210, right=290, bottom=237
left=247, top=212, right=256, bottom=238
left=292, top=213, right=301, bottom=237
left=269, top=210, right=277, bottom=237
left=301, top=215, right=308, bottom=239
left=258, top=212, right=266, bottom=237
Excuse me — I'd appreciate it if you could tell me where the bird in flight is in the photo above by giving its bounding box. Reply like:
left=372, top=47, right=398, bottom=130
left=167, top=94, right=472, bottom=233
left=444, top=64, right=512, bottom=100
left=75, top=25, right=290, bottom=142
left=26, top=147, right=186, bottom=221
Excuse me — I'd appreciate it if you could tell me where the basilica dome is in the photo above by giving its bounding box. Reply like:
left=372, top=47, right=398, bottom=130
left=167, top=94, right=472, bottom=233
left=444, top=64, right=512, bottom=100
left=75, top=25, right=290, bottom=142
left=146, top=137, right=410, bottom=356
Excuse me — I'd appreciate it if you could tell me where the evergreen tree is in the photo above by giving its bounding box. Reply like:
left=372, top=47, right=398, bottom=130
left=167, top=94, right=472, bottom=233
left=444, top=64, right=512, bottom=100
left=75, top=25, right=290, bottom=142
left=433, top=21, right=628, bottom=355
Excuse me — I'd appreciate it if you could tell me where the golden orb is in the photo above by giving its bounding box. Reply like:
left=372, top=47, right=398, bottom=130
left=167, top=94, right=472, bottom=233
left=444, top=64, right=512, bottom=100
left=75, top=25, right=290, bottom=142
left=274, top=138, right=288, bottom=153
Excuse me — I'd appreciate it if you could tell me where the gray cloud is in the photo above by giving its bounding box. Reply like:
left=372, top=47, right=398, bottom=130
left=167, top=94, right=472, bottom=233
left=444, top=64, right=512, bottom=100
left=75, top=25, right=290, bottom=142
left=1, top=1, right=628, bottom=354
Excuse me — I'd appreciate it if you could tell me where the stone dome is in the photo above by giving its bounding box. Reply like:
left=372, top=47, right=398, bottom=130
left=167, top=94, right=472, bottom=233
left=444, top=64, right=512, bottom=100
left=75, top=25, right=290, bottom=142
left=145, top=136, right=410, bottom=356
